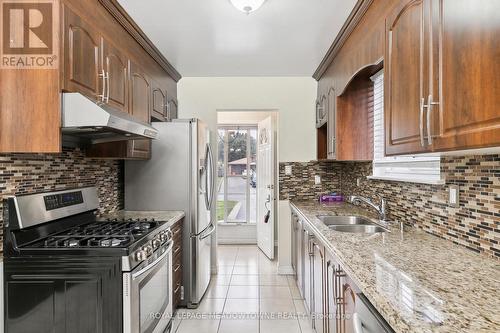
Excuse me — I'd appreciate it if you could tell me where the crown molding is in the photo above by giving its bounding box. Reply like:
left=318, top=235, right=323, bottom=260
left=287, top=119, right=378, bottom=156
left=98, top=0, right=182, bottom=82
left=312, top=0, right=374, bottom=81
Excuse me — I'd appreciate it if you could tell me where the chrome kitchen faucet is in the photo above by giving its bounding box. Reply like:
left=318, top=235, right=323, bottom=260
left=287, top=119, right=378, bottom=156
left=349, top=195, right=387, bottom=223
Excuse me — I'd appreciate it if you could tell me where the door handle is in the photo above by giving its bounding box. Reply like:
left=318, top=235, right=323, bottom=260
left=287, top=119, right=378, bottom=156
left=203, top=144, right=210, bottom=210
left=98, top=69, right=107, bottom=103
left=105, top=71, right=110, bottom=103
left=206, top=143, right=215, bottom=210
left=426, top=94, right=439, bottom=145
left=419, top=97, right=426, bottom=147
left=199, top=223, right=216, bottom=240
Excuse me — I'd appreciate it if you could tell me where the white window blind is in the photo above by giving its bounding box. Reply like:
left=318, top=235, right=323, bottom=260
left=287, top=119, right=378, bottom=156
left=369, top=70, right=443, bottom=184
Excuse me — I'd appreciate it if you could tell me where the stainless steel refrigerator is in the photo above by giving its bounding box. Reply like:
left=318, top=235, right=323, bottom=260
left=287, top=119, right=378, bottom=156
left=124, top=119, right=215, bottom=308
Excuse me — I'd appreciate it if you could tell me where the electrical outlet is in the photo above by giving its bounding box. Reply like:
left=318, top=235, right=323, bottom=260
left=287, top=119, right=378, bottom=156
left=314, top=175, right=321, bottom=185
left=356, top=178, right=361, bottom=186
left=449, top=185, right=459, bottom=207
left=285, top=165, right=292, bottom=175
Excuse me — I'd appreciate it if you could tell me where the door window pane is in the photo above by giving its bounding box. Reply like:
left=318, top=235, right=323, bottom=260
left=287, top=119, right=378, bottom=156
left=226, top=177, right=247, bottom=223
left=227, top=130, right=248, bottom=176
left=218, top=126, right=257, bottom=224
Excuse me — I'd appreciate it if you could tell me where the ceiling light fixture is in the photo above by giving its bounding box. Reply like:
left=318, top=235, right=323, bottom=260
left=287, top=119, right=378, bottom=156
left=229, top=0, right=267, bottom=14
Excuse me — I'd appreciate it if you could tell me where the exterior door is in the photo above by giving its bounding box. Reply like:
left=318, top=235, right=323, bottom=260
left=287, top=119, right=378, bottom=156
left=101, top=38, right=128, bottom=113
left=63, top=6, right=102, bottom=101
left=257, top=116, right=276, bottom=259
left=385, top=0, right=430, bottom=155
left=429, top=0, right=500, bottom=151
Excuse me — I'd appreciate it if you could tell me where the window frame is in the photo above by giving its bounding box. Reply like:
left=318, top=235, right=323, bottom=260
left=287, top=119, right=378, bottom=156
left=369, top=70, right=444, bottom=185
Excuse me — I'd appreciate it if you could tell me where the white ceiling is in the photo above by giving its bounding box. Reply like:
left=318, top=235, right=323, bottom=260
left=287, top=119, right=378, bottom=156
left=118, top=0, right=357, bottom=77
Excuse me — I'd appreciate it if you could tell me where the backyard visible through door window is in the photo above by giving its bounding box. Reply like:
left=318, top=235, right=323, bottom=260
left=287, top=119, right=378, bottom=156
left=217, top=127, right=257, bottom=224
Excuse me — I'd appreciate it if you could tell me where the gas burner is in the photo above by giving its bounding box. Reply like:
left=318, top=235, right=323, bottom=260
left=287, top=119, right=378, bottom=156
left=100, top=238, right=126, bottom=247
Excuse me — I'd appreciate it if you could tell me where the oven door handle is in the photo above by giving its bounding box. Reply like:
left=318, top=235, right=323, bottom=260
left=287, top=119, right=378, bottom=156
left=132, top=242, right=173, bottom=279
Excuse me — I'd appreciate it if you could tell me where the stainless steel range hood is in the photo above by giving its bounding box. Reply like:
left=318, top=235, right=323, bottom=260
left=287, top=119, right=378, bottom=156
left=62, top=93, right=158, bottom=144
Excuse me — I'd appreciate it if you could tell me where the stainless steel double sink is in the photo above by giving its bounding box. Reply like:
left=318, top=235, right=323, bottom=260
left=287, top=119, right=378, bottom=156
left=317, top=215, right=389, bottom=234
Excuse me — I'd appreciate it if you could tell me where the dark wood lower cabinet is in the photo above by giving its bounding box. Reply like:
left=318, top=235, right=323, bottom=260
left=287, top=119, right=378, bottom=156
left=171, top=219, right=183, bottom=311
left=4, top=257, right=122, bottom=333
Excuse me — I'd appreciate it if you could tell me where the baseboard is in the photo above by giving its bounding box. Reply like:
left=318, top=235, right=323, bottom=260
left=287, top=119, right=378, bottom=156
left=278, top=265, right=295, bottom=275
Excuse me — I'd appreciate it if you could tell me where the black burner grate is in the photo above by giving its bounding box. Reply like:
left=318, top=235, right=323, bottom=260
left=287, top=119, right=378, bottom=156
left=24, top=218, right=160, bottom=249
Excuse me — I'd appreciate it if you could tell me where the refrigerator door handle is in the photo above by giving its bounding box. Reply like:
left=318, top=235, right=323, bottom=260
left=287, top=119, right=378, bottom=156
left=191, top=221, right=214, bottom=238
left=203, top=144, right=210, bottom=210
left=199, top=222, right=216, bottom=240
left=206, top=143, right=215, bottom=210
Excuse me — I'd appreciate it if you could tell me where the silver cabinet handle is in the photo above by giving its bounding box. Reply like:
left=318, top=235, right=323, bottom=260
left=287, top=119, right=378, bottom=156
left=105, top=71, right=110, bottom=103
left=419, top=97, right=426, bottom=147
left=98, top=69, right=106, bottom=103
left=426, top=94, right=439, bottom=145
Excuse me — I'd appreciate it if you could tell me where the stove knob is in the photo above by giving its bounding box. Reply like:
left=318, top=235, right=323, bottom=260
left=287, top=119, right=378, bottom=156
left=159, top=232, right=167, bottom=242
left=143, top=245, right=153, bottom=255
left=135, top=250, right=148, bottom=261
left=152, top=238, right=162, bottom=249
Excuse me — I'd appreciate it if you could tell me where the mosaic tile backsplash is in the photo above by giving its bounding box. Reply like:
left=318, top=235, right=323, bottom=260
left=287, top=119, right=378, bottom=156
left=279, top=161, right=342, bottom=201
left=0, top=147, right=124, bottom=252
left=279, top=155, right=500, bottom=259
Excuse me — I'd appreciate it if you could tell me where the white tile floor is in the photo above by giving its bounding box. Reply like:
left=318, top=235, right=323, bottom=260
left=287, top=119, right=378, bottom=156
left=172, top=245, right=314, bottom=333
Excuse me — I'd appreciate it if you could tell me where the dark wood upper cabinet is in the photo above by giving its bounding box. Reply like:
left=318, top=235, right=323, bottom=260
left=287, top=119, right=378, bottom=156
left=102, top=38, right=129, bottom=113
left=429, top=0, right=500, bottom=151
left=129, top=61, right=152, bottom=123
left=385, top=0, right=429, bottom=156
left=152, top=81, right=167, bottom=121
left=385, top=0, right=500, bottom=155
left=127, top=61, right=152, bottom=159
left=63, top=6, right=102, bottom=101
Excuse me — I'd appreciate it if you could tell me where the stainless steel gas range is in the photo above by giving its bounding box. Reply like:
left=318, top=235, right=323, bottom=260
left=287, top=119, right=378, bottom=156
left=3, top=187, right=174, bottom=333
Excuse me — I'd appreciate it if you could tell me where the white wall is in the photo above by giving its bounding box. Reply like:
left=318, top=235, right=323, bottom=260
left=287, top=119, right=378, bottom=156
left=178, top=77, right=317, bottom=272
left=178, top=77, right=317, bottom=162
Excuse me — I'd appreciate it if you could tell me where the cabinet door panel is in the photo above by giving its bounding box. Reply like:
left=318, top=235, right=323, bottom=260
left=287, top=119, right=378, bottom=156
left=128, top=61, right=152, bottom=159
left=64, top=6, right=101, bottom=100
left=385, top=0, right=429, bottom=155
left=129, top=61, right=151, bottom=123
left=152, top=82, right=167, bottom=121
left=168, top=96, right=178, bottom=121
left=327, top=87, right=336, bottom=159
left=102, top=39, right=128, bottom=113
left=431, top=0, right=500, bottom=150
left=312, top=242, right=325, bottom=333
left=128, top=139, right=152, bottom=160
left=303, top=230, right=312, bottom=314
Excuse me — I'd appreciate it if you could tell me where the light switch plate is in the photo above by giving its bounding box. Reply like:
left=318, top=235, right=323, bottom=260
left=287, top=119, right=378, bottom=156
left=449, top=184, right=459, bottom=207
left=285, top=165, right=292, bottom=175
left=314, top=175, right=321, bottom=185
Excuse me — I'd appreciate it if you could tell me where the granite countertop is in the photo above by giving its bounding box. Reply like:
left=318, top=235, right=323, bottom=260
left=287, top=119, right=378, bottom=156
left=290, top=200, right=500, bottom=333
left=98, top=210, right=185, bottom=228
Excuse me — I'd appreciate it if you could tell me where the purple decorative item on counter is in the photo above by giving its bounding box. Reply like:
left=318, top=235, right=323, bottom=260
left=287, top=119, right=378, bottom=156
left=319, top=194, right=344, bottom=202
